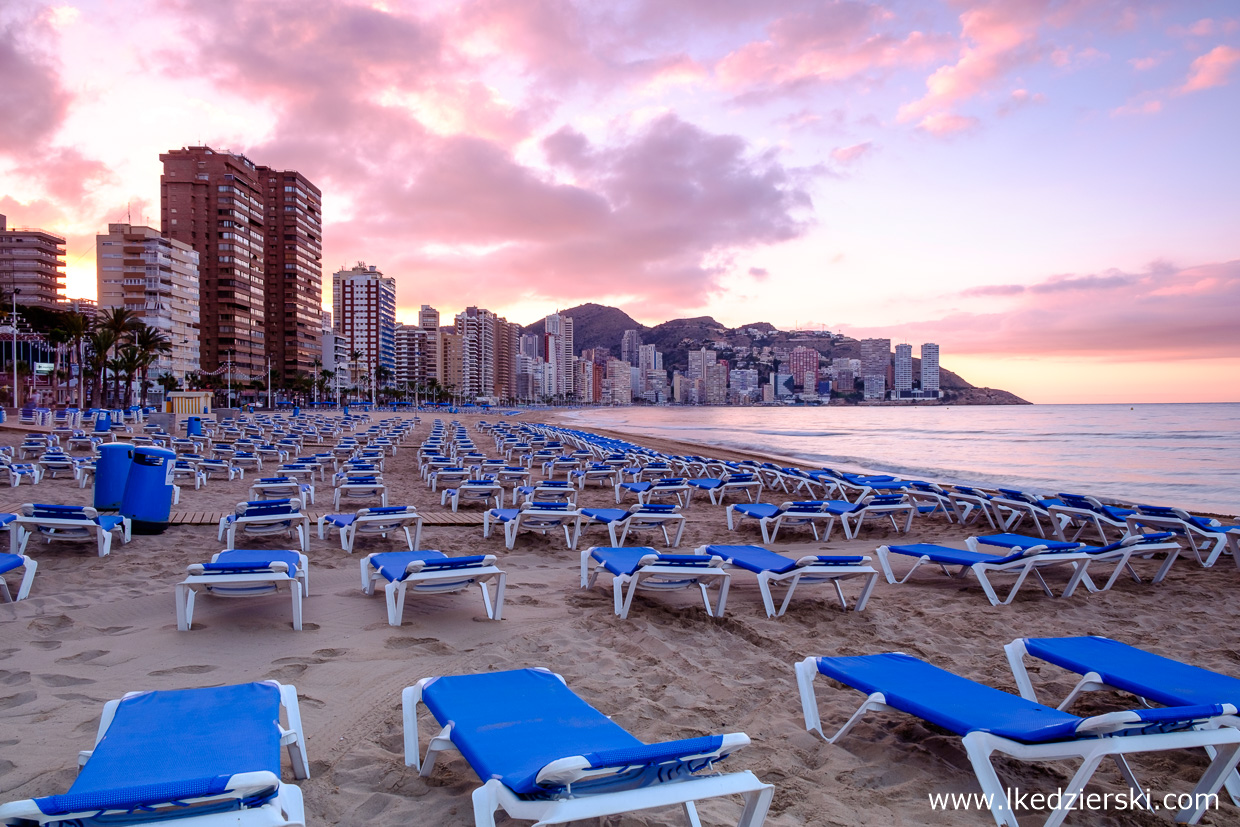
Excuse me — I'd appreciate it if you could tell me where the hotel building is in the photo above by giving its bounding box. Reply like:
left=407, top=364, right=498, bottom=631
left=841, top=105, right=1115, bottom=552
left=335, top=263, right=396, bottom=389
left=894, top=343, right=913, bottom=394
left=260, top=167, right=323, bottom=383
left=95, top=223, right=200, bottom=382
left=0, top=214, right=65, bottom=309
left=921, top=343, right=940, bottom=395
left=860, top=338, right=891, bottom=400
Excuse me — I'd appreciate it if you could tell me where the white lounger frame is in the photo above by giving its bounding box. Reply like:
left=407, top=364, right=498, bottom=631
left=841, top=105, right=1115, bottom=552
left=176, top=551, right=310, bottom=631
left=401, top=669, right=773, bottom=827
left=360, top=553, right=506, bottom=626
left=580, top=549, right=731, bottom=619
left=796, top=656, right=1240, bottom=827
left=699, top=546, right=878, bottom=617
left=0, top=553, right=37, bottom=601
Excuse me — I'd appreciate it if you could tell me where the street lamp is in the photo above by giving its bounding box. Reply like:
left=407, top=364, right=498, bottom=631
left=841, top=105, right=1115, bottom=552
left=226, top=349, right=232, bottom=409
left=11, top=288, right=19, bottom=411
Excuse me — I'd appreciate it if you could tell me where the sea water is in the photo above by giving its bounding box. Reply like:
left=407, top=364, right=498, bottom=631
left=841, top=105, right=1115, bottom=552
left=560, top=403, right=1239, bottom=516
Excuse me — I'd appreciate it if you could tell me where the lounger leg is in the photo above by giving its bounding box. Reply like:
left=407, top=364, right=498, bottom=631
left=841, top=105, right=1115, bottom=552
left=681, top=801, right=704, bottom=827
left=617, top=574, right=634, bottom=618
left=290, top=583, right=303, bottom=631
left=961, top=734, right=1021, bottom=827
left=671, top=520, right=685, bottom=548
left=176, top=584, right=195, bottom=631
left=488, top=572, right=506, bottom=620
left=14, top=558, right=36, bottom=601
left=471, top=781, right=502, bottom=827
left=853, top=572, right=877, bottom=611
left=385, top=581, right=405, bottom=626
left=756, top=572, right=778, bottom=618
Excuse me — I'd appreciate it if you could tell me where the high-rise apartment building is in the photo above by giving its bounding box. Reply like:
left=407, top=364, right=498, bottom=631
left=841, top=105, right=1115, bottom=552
left=860, top=338, right=891, bottom=401
left=620, top=329, right=642, bottom=366
left=418, top=305, right=439, bottom=382
left=730, top=368, right=760, bottom=400
left=161, top=147, right=267, bottom=377
left=96, top=224, right=200, bottom=382
left=604, top=358, right=631, bottom=404
left=544, top=312, right=575, bottom=400
left=687, top=347, right=715, bottom=381
left=788, top=346, right=819, bottom=390
left=335, top=263, right=396, bottom=391
left=921, top=342, right=940, bottom=395
left=321, top=312, right=350, bottom=399
left=454, top=307, right=519, bottom=400
left=438, top=330, right=464, bottom=397
left=0, top=214, right=65, bottom=309
left=520, top=333, right=540, bottom=359
left=894, top=343, right=913, bottom=394
left=704, top=363, right=728, bottom=405
left=259, top=167, right=322, bottom=383
left=394, top=323, right=431, bottom=392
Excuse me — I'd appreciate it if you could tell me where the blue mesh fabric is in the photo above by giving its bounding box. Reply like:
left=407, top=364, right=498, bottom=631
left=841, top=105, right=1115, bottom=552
left=0, top=553, right=23, bottom=575
left=732, top=504, right=781, bottom=520
left=202, top=549, right=301, bottom=579
left=581, top=509, right=628, bottom=523
left=973, top=534, right=1080, bottom=552
left=36, top=775, right=233, bottom=815
left=816, top=653, right=1082, bottom=743
left=421, top=669, right=641, bottom=795
left=36, top=683, right=281, bottom=814
left=886, top=543, right=1029, bottom=566
left=1024, top=637, right=1240, bottom=708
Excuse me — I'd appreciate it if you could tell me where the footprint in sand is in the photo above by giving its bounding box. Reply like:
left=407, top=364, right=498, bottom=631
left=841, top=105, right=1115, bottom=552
left=30, top=641, right=61, bottom=650
left=147, top=665, right=218, bottom=677
left=312, top=648, right=346, bottom=658
left=96, top=626, right=135, bottom=636
left=28, top=615, right=74, bottom=633
left=0, top=670, right=31, bottom=686
left=0, top=691, right=37, bottom=710
left=55, top=650, right=110, bottom=665
left=0, top=758, right=14, bottom=778
left=0, top=649, right=18, bottom=660
left=38, top=674, right=95, bottom=687
left=384, top=637, right=451, bottom=654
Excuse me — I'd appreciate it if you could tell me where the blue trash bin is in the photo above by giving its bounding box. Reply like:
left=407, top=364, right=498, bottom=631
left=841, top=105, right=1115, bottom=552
left=94, top=443, right=134, bottom=510
left=120, top=446, right=176, bottom=535
left=293, top=406, right=300, bottom=417
left=93, top=411, right=112, bottom=433
left=187, top=416, right=203, bottom=437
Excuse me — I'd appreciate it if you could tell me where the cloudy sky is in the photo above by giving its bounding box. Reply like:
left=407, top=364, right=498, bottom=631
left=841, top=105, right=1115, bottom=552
left=2, top=0, right=1237, bottom=403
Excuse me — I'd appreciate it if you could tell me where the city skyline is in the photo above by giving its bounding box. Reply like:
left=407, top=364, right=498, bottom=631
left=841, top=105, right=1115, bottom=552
left=1, top=1, right=1237, bottom=404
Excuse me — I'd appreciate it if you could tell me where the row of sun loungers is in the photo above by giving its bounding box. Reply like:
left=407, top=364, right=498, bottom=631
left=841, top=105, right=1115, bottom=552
left=6, top=635, right=1238, bottom=827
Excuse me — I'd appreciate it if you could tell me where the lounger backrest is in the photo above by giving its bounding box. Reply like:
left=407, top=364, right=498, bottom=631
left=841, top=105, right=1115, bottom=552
left=237, top=499, right=300, bottom=517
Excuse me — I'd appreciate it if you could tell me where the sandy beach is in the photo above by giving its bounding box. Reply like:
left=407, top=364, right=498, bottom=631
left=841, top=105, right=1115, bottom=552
left=1, top=410, right=1237, bottom=826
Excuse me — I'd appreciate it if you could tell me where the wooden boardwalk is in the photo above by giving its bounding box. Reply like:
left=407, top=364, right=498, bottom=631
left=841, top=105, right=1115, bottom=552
left=0, top=505, right=485, bottom=527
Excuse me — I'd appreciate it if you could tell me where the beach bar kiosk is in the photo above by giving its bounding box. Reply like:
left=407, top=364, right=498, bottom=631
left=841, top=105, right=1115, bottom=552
left=120, top=446, right=176, bottom=534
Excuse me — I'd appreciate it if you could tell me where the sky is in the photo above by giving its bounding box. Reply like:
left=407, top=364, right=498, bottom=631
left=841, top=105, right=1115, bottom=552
left=1, top=0, right=1237, bottom=404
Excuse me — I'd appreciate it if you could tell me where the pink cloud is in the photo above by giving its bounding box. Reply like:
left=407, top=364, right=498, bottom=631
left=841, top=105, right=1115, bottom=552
left=0, top=8, right=72, bottom=157
left=866, top=260, right=1240, bottom=360
left=916, top=112, right=981, bottom=134
left=715, top=2, right=954, bottom=98
left=1178, top=45, right=1240, bottom=93
left=830, top=141, right=875, bottom=164
left=1111, top=98, right=1162, bottom=116
left=1129, top=55, right=1161, bottom=71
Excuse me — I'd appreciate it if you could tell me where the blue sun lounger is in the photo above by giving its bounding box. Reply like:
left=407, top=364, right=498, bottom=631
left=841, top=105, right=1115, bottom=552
left=725, top=501, right=845, bottom=543
left=176, top=549, right=309, bottom=631
left=0, top=681, right=309, bottom=826
left=0, top=550, right=36, bottom=601
left=796, top=652, right=1240, bottom=827
left=402, top=667, right=772, bottom=827
left=318, top=505, right=423, bottom=553
left=1005, top=636, right=1240, bottom=806
left=969, top=531, right=1182, bottom=589
left=361, top=550, right=506, bottom=626
left=579, top=504, right=686, bottom=547
left=1126, top=505, right=1240, bottom=568
left=580, top=547, right=730, bottom=619
left=697, top=544, right=877, bottom=617
left=14, top=503, right=132, bottom=557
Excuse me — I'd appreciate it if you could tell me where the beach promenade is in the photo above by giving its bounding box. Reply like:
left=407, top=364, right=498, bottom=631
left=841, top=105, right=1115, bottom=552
left=1, top=410, right=1236, bottom=826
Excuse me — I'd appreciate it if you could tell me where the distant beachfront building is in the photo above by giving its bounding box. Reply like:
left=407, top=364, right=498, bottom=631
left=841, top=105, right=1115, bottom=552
left=704, top=363, right=728, bottom=404
left=321, top=313, right=350, bottom=394
left=894, top=343, right=913, bottom=395
left=687, top=347, right=715, bottom=381
left=520, top=333, right=540, bottom=358
left=604, top=358, right=631, bottom=404
left=544, top=312, right=574, bottom=400
left=419, top=305, right=439, bottom=383
left=455, top=306, right=519, bottom=400
left=773, top=373, right=794, bottom=399
left=730, top=368, right=760, bottom=400
left=96, top=223, right=200, bottom=384
left=336, top=262, right=396, bottom=389
left=860, top=338, right=890, bottom=400
left=788, top=346, right=818, bottom=390
left=921, top=343, right=940, bottom=395
left=620, top=329, right=642, bottom=366
left=0, top=213, right=66, bottom=309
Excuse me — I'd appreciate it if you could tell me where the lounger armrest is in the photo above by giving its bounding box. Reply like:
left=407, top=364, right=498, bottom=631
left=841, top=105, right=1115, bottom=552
left=797, top=555, right=870, bottom=567
left=535, top=733, right=748, bottom=786
left=194, top=561, right=291, bottom=575
left=1076, top=703, right=1238, bottom=736
left=638, top=553, right=724, bottom=568
left=403, top=555, right=497, bottom=574
left=26, top=770, right=284, bottom=817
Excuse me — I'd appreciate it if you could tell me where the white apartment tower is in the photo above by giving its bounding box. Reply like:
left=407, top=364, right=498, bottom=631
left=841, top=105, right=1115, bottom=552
left=544, top=312, right=575, bottom=400
left=620, top=329, right=642, bottom=366
left=894, top=343, right=913, bottom=393
left=860, top=338, right=890, bottom=400
left=96, top=223, right=200, bottom=381
left=921, top=342, right=940, bottom=394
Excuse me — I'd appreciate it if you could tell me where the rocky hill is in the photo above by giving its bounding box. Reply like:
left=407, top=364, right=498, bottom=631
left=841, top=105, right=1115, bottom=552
left=522, top=303, right=1030, bottom=404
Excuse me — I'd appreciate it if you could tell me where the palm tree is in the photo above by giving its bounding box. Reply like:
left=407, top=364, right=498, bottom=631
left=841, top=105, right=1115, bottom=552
left=128, top=324, right=172, bottom=407
left=44, top=326, right=69, bottom=405
left=374, top=366, right=393, bottom=403
left=157, top=371, right=180, bottom=395
left=115, top=346, right=144, bottom=407
left=98, top=308, right=141, bottom=406
left=56, top=311, right=91, bottom=408
left=87, top=329, right=117, bottom=408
